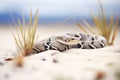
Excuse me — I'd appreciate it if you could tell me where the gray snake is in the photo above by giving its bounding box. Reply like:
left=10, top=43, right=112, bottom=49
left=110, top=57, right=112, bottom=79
left=32, top=33, right=107, bottom=53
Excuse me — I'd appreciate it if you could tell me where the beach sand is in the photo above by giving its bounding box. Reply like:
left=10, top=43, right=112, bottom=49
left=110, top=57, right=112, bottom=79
left=0, top=25, right=120, bottom=80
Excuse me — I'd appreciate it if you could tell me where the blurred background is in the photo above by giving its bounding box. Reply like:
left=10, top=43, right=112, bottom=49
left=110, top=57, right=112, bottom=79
left=0, top=0, right=120, bottom=25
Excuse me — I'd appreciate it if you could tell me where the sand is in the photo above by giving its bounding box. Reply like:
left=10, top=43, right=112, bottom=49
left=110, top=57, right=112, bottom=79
left=0, top=25, right=120, bottom=80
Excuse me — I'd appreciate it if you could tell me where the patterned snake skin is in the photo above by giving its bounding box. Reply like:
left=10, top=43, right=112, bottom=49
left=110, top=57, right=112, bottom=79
left=32, top=33, right=107, bottom=53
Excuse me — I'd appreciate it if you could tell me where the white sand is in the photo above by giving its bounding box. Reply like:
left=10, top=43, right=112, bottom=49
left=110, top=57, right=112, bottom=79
left=0, top=25, right=120, bottom=80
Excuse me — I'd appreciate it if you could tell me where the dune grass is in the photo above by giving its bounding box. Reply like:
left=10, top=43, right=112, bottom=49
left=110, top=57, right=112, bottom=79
left=77, top=0, right=119, bottom=45
left=13, top=11, right=39, bottom=67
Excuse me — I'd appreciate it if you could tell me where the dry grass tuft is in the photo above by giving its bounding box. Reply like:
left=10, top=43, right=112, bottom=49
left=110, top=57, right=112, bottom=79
left=14, top=53, right=25, bottom=67
left=13, top=11, right=39, bottom=67
left=77, top=0, right=119, bottom=45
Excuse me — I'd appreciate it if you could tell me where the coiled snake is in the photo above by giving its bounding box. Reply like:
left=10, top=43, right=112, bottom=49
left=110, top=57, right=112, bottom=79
left=32, top=33, right=107, bottom=53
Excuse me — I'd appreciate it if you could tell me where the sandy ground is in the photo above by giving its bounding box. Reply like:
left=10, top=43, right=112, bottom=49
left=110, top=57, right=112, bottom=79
left=0, top=25, right=120, bottom=80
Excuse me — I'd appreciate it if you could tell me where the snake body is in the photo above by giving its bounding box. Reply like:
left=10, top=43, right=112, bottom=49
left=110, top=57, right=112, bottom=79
left=32, top=33, right=107, bottom=53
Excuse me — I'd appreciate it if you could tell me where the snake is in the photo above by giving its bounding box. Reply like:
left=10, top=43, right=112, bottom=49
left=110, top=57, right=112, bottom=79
left=31, top=33, right=107, bottom=53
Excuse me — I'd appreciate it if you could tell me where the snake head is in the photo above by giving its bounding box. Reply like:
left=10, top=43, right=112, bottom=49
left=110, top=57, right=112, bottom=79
left=56, top=36, right=80, bottom=45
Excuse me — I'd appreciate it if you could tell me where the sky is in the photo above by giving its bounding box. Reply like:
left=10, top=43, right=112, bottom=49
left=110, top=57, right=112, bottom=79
left=0, top=0, right=120, bottom=24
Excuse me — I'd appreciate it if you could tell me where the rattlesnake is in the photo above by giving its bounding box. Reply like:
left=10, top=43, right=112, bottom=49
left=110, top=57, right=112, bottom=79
left=32, top=33, right=107, bottom=53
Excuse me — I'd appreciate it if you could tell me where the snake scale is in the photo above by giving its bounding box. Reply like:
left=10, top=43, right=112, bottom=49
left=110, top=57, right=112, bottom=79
left=32, top=33, right=107, bottom=53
